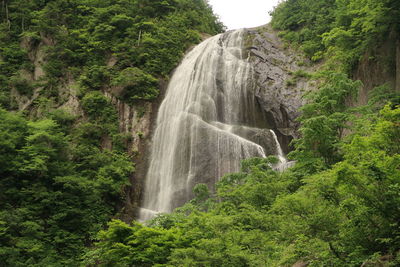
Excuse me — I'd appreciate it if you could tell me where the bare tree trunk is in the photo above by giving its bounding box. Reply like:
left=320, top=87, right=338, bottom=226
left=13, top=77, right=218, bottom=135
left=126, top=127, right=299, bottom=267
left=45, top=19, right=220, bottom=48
left=1, top=0, right=4, bottom=21
left=5, top=1, right=10, bottom=30
left=396, top=38, right=400, bottom=92
left=137, top=30, right=142, bottom=46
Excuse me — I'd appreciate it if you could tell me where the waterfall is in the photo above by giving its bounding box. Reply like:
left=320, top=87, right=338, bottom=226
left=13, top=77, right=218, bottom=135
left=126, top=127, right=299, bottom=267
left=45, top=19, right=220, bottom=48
left=138, top=30, right=289, bottom=221
left=269, top=129, right=287, bottom=164
left=269, top=129, right=295, bottom=171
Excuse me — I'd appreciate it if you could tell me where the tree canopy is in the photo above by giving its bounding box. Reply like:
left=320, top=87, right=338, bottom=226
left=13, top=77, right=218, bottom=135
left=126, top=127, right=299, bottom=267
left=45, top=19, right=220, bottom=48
left=89, top=103, right=400, bottom=265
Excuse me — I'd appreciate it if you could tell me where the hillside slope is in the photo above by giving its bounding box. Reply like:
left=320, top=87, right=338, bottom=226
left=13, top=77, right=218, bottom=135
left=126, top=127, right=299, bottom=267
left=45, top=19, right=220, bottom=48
left=0, top=0, right=223, bottom=265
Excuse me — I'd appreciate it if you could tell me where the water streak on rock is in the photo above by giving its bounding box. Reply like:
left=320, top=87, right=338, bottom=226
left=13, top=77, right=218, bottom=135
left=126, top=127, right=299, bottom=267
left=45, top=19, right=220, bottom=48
left=269, top=129, right=295, bottom=171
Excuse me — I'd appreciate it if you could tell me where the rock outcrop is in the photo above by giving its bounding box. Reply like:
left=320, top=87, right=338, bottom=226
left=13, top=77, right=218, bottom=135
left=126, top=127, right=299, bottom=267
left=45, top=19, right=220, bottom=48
left=246, top=25, right=314, bottom=153
left=353, top=29, right=400, bottom=105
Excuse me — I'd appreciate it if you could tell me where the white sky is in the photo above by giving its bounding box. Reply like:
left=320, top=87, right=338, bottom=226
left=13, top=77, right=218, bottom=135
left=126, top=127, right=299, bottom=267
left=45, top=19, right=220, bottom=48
left=208, top=0, right=281, bottom=30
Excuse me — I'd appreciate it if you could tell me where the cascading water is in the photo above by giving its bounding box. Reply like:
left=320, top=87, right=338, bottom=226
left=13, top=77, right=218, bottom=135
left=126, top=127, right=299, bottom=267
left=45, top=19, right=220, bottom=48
left=139, top=30, right=289, bottom=221
left=269, top=129, right=295, bottom=171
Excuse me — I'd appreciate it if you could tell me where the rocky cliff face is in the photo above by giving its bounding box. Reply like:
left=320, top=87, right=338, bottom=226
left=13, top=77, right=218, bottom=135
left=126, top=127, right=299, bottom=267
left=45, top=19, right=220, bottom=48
left=353, top=29, right=400, bottom=105
left=246, top=25, right=400, bottom=153
left=13, top=26, right=316, bottom=220
left=13, top=36, right=82, bottom=117
left=133, top=28, right=315, bottom=219
left=105, top=26, right=316, bottom=219
left=104, top=83, right=167, bottom=222
left=11, top=35, right=160, bottom=222
left=246, top=25, right=314, bottom=153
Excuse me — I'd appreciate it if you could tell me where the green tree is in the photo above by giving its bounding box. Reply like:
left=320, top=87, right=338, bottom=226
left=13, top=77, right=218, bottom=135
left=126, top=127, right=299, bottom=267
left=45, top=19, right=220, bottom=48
left=290, top=72, right=361, bottom=166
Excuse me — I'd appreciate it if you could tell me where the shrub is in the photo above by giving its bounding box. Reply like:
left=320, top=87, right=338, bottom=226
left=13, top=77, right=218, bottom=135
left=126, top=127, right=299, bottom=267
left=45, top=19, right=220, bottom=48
left=111, top=67, right=159, bottom=102
left=81, top=91, right=117, bottom=125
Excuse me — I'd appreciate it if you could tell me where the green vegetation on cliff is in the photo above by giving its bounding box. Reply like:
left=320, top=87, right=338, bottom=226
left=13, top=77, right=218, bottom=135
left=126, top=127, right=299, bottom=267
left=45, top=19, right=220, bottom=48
left=271, top=0, right=400, bottom=72
left=0, top=0, right=223, bottom=265
left=0, top=0, right=223, bottom=107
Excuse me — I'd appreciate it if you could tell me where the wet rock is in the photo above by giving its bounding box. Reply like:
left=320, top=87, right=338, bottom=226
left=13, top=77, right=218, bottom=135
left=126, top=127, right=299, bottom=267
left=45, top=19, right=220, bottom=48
left=246, top=26, right=315, bottom=152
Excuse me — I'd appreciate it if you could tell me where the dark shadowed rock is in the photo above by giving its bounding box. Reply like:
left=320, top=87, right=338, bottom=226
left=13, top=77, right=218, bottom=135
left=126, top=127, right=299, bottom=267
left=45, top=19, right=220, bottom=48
left=246, top=25, right=315, bottom=153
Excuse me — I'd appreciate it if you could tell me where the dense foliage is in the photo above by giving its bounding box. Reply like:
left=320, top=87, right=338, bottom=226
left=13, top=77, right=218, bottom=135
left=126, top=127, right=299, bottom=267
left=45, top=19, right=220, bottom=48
left=271, top=0, right=400, bottom=72
left=0, top=0, right=223, bottom=265
left=87, top=84, right=400, bottom=267
left=86, top=0, right=400, bottom=266
left=0, top=0, right=224, bottom=108
left=0, top=106, right=133, bottom=265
